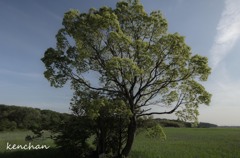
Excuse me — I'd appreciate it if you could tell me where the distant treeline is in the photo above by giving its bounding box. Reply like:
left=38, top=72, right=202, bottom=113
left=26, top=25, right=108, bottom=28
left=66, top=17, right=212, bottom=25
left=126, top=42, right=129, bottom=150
left=138, top=118, right=218, bottom=128
left=138, top=118, right=191, bottom=128
left=0, top=104, right=70, bottom=131
left=156, top=119, right=218, bottom=128
left=197, top=122, right=218, bottom=128
left=0, top=104, right=217, bottom=132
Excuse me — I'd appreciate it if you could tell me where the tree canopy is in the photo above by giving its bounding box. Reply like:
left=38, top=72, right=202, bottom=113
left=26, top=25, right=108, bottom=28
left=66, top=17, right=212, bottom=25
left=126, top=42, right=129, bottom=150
left=42, top=0, right=211, bottom=157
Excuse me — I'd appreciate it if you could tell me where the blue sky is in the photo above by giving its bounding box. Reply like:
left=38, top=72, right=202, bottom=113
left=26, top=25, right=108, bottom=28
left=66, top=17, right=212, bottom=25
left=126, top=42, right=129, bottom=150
left=1, top=0, right=240, bottom=125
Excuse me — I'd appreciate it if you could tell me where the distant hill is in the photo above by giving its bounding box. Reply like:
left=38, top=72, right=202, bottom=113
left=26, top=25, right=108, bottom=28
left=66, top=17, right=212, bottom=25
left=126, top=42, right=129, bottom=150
left=197, top=122, right=218, bottom=128
left=0, top=104, right=70, bottom=131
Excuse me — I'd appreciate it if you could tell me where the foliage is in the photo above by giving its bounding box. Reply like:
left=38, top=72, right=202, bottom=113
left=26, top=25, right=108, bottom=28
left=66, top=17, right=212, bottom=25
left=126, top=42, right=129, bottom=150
left=54, top=91, right=132, bottom=157
left=54, top=116, right=94, bottom=158
left=146, top=124, right=166, bottom=140
left=42, top=0, right=211, bottom=157
left=0, top=104, right=69, bottom=132
left=0, top=119, right=17, bottom=131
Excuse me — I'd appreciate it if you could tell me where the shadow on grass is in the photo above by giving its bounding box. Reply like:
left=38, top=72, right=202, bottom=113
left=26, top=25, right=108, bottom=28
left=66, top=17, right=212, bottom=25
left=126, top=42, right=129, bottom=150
left=0, top=148, right=67, bottom=158
left=129, top=150, right=161, bottom=158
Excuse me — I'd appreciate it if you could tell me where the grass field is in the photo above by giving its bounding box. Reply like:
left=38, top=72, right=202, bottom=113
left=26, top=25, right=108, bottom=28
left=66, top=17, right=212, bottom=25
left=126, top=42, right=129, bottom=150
left=130, top=128, right=240, bottom=158
left=0, top=130, right=63, bottom=158
left=0, top=128, right=240, bottom=158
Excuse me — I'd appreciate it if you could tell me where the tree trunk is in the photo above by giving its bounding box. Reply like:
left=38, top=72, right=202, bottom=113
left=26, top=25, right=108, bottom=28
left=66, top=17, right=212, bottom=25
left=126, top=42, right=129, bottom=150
left=117, top=116, right=123, bottom=157
left=121, top=115, right=137, bottom=157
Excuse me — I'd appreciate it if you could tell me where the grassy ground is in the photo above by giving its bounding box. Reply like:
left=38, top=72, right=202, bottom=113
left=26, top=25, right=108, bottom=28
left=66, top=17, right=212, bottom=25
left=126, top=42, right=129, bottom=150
left=0, top=130, right=55, bottom=151
left=130, top=128, right=240, bottom=158
left=0, top=128, right=240, bottom=158
left=0, top=130, right=63, bottom=158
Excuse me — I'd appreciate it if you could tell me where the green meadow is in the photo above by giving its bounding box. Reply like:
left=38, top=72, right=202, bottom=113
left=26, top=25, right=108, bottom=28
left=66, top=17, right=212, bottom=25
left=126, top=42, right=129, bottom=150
left=0, top=130, right=61, bottom=158
left=130, top=128, right=240, bottom=158
left=0, top=128, right=240, bottom=158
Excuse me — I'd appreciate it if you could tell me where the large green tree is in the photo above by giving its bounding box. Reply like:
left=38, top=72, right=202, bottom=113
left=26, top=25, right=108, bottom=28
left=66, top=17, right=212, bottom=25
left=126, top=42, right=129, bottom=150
left=42, top=0, right=211, bottom=157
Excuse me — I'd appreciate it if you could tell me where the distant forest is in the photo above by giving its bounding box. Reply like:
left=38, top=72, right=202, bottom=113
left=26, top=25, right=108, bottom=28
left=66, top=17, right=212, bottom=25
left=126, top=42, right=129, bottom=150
left=139, top=118, right=218, bottom=128
left=0, top=104, right=70, bottom=131
left=0, top=104, right=217, bottom=132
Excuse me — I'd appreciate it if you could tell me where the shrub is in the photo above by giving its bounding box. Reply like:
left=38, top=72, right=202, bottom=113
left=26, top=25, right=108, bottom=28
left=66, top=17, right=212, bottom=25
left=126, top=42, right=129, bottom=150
left=146, top=124, right=166, bottom=141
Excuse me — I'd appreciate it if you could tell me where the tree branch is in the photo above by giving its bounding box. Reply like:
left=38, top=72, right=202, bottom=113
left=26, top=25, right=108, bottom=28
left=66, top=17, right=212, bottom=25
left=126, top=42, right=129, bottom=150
left=137, top=93, right=186, bottom=117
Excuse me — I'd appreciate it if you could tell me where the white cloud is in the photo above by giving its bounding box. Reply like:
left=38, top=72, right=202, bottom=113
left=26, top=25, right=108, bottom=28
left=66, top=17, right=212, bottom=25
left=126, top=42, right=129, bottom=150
left=0, top=68, right=42, bottom=79
left=210, top=0, right=240, bottom=69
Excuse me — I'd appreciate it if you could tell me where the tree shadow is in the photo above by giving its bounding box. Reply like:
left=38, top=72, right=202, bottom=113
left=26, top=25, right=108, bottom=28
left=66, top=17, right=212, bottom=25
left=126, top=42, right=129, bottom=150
left=0, top=148, right=66, bottom=158
left=129, top=150, right=160, bottom=158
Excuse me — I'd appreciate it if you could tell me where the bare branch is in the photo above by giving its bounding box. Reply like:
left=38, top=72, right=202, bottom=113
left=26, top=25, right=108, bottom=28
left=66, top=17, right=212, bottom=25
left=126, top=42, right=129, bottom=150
left=137, top=93, right=186, bottom=117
